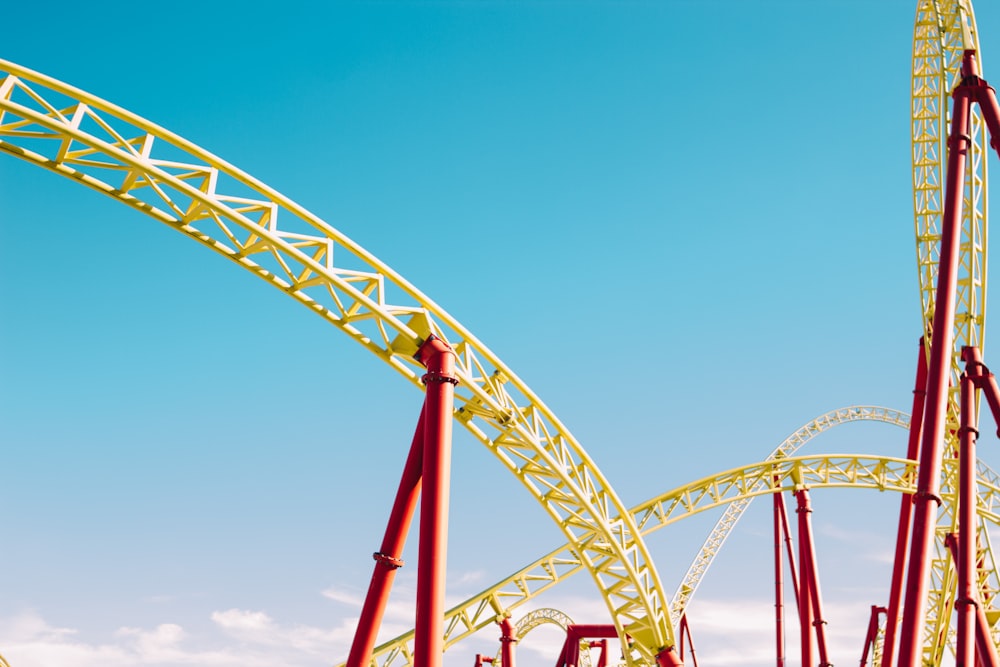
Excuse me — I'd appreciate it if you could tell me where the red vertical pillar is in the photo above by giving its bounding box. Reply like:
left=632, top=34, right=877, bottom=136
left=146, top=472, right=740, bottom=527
left=956, top=367, right=977, bottom=666
left=499, top=616, right=518, bottom=667
left=413, top=335, right=458, bottom=667
left=896, top=60, right=975, bottom=667
left=881, top=338, right=928, bottom=667
left=594, top=640, right=608, bottom=667
left=797, top=490, right=814, bottom=667
left=773, top=488, right=786, bottom=667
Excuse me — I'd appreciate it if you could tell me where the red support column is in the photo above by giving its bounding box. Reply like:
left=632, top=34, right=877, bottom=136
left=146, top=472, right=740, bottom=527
left=961, top=348, right=1000, bottom=667
left=346, top=407, right=427, bottom=667
left=944, top=532, right=1000, bottom=667
left=896, top=57, right=976, bottom=667
left=796, top=489, right=831, bottom=667
left=593, top=640, right=609, bottom=667
left=678, top=615, right=698, bottom=667
left=797, top=491, right=814, bottom=667
left=773, top=488, right=786, bottom=667
left=499, top=616, right=518, bottom=667
left=881, top=338, right=928, bottom=667
left=776, top=491, right=801, bottom=607
left=413, top=336, right=459, bottom=667
left=859, top=606, right=886, bottom=667
left=957, top=365, right=978, bottom=666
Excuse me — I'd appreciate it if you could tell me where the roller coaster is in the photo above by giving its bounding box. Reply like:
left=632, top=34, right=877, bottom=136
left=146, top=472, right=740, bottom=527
left=1, top=1, right=998, bottom=666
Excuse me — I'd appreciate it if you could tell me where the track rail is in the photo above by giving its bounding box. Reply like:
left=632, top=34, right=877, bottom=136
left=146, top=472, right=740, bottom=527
left=0, top=60, right=672, bottom=662
left=911, top=2, right=995, bottom=661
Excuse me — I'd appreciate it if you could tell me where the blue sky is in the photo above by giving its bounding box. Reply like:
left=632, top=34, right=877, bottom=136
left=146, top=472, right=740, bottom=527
left=1, top=1, right=999, bottom=666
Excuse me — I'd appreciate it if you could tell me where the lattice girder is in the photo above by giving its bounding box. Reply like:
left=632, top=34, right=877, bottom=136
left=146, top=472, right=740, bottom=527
left=911, top=1, right=992, bottom=661
left=0, top=59, right=676, bottom=663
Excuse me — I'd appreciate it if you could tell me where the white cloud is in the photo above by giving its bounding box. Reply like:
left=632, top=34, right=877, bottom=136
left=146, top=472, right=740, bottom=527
left=0, top=608, right=357, bottom=667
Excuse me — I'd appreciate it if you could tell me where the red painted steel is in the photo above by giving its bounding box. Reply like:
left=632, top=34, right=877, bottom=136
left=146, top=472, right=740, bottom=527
left=964, top=346, right=1000, bottom=433
left=776, top=491, right=801, bottom=606
left=347, top=407, right=427, bottom=667
left=796, top=489, right=831, bottom=667
left=773, top=489, right=787, bottom=667
left=770, top=488, right=802, bottom=665
left=499, top=616, right=518, bottom=667
left=554, top=626, right=620, bottom=667
left=591, top=640, right=608, bottom=667
left=944, top=532, right=1000, bottom=667
left=797, top=491, right=814, bottom=667
left=895, top=53, right=976, bottom=667
left=859, top=606, right=886, bottom=667
left=678, top=615, right=698, bottom=667
left=957, top=364, right=978, bottom=665
left=881, top=339, right=928, bottom=667
left=413, top=335, right=459, bottom=667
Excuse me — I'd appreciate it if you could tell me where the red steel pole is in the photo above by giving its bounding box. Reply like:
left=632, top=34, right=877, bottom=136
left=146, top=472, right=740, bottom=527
left=944, top=533, right=1000, bottom=667
left=797, top=490, right=814, bottom=667
left=957, top=368, right=978, bottom=666
left=777, top=491, right=801, bottom=607
left=413, top=335, right=459, bottom=667
left=895, top=60, right=975, bottom=667
left=881, top=338, right=929, bottom=667
left=499, top=616, right=518, bottom=667
left=796, top=489, right=831, bottom=667
left=773, top=489, right=785, bottom=667
left=593, top=640, right=609, bottom=667
left=679, top=615, right=698, bottom=667
left=347, top=406, right=426, bottom=667
left=859, top=606, right=886, bottom=667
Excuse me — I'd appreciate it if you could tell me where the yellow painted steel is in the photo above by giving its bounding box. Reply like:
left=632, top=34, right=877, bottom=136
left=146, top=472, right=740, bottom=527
left=911, top=2, right=994, bottom=662
left=0, top=61, right=673, bottom=663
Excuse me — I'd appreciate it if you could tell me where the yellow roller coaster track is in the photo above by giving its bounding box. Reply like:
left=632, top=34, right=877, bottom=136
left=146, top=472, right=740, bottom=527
left=0, top=0, right=992, bottom=663
left=0, top=60, right=674, bottom=662
left=912, top=1, right=994, bottom=662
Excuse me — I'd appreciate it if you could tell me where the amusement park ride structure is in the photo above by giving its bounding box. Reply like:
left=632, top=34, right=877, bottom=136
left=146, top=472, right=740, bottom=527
left=2, top=1, right=1000, bottom=666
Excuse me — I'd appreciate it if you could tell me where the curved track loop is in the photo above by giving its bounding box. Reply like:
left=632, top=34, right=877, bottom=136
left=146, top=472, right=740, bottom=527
left=0, top=62, right=676, bottom=661
left=911, top=2, right=996, bottom=661
left=668, top=406, right=910, bottom=624
left=492, top=609, right=592, bottom=667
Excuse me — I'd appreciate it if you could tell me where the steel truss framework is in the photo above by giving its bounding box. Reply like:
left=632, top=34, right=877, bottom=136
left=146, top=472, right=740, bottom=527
left=0, top=59, right=674, bottom=663
left=0, top=0, right=995, bottom=664
left=911, top=2, right=996, bottom=662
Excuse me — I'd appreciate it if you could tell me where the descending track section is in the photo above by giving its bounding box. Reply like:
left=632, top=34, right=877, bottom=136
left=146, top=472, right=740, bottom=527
left=0, top=61, right=674, bottom=663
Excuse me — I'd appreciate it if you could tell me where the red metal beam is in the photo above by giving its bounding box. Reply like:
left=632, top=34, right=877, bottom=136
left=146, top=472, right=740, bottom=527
left=413, top=335, right=459, bottom=667
left=859, top=606, right=886, bottom=667
left=796, top=489, right=831, bottom=667
left=881, top=338, right=927, bottom=667
left=797, top=490, right=814, bottom=667
left=773, top=488, right=787, bottom=667
left=895, top=52, right=977, bottom=667
left=957, top=364, right=979, bottom=665
left=678, top=615, right=698, bottom=667
left=499, top=616, right=518, bottom=667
